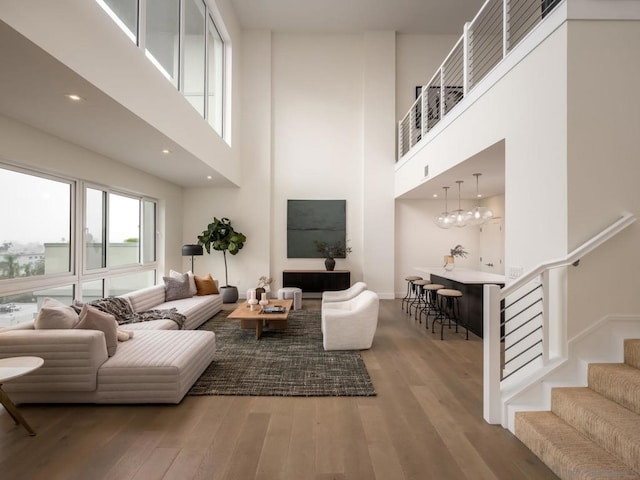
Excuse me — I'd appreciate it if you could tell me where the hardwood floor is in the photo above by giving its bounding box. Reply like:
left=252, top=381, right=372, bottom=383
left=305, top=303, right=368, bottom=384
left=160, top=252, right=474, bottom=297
left=0, top=299, right=558, bottom=480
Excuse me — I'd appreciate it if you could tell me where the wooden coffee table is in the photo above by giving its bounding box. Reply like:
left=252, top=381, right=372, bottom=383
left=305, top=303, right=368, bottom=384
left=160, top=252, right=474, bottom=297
left=227, top=299, right=293, bottom=339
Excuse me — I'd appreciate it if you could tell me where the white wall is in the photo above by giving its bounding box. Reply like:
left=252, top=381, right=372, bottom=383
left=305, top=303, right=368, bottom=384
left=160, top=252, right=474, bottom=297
left=271, top=33, right=365, bottom=289
left=183, top=31, right=398, bottom=298
left=0, top=114, right=184, bottom=275
left=565, top=19, right=640, bottom=338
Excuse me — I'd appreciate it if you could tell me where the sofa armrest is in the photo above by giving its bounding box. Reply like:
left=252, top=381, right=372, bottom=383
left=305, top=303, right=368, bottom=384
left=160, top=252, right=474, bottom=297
left=0, top=330, right=108, bottom=392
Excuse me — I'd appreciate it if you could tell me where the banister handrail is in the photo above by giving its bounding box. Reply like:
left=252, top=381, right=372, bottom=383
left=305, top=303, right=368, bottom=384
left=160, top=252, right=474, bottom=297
left=501, top=212, right=635, bottom=298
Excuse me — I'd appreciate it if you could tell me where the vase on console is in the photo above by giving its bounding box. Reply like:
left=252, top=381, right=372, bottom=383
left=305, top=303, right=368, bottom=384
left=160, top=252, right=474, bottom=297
left=324, top=257, right=336, bottom=271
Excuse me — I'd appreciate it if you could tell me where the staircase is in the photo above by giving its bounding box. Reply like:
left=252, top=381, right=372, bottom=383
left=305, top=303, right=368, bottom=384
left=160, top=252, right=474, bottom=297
left=515, top=339, right=640, bottom=479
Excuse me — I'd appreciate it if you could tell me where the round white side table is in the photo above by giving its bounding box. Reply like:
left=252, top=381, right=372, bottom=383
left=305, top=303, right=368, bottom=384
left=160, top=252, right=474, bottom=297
left=0, top=356, right=44, bottom=436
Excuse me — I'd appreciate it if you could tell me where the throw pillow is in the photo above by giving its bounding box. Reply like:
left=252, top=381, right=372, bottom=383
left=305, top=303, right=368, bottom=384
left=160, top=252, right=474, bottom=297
left=163, top=273, right=191, bottom=301
left=170, top=269, right=197, bottom=296
left=74, top=304, right=118, bottom=356
left=34, top=297, right=80, bottom=329
left=194, top=273, right=219, bottom=295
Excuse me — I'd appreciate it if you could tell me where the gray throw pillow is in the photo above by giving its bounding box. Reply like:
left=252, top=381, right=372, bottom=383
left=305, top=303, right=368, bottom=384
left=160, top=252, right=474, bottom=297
left=163, top=273, right=191, bottom=301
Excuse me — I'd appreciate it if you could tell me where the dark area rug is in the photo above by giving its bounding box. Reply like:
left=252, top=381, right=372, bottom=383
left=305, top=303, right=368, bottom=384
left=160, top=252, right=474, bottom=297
left=189, top=309, right=376, bottom=397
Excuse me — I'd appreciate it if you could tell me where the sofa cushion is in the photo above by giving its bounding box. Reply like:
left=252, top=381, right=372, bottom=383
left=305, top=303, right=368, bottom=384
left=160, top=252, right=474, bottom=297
left=154, top=294, right=223, bottom=330
left=170, top=269, right=197, bottom=296
left=163, top=273, right=191, bottom=301
left=34, top=298, right=79, bottom=330
left=121, top=285, right=165, bottom=313
left=96, top=330, right=216, bottom=403
left=123, top=319, right=179, bottom=331
left=194, top=273, right=220, bottom=295
left=74, top=304, right=118, bottom=356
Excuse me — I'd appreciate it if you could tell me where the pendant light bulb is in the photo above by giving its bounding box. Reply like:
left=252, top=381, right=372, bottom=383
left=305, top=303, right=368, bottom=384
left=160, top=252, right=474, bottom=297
left=468, top=173, right=494, bottom=226
left=434, top=186, right=453, bottom=229
left=449, top=180, right=470, bottom=227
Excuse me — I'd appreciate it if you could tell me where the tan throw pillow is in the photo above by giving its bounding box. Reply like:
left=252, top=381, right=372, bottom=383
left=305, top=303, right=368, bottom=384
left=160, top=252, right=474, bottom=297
left=74, top=304, right=119, bottom=356
left=195, top=274, right=219, bottom=295
left=170, top=269, right=197, bottom=296
left=34, top=297, right=80, bottom=329
left=163, top=273, right=191, bottom=301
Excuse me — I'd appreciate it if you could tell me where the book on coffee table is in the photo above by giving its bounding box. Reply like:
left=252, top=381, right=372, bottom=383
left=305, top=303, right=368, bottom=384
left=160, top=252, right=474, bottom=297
left=263, top=305, right=286, bottom=314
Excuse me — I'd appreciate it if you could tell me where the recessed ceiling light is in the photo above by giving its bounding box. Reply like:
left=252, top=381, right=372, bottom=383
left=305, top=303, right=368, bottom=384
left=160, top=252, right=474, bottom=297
left=432, top=194, right=438, bottom=198
left=65, top=93, right=84, bottom=102
left=207, top=175, right=212, bottom=180
left=161, top=149, right=171, bottom=154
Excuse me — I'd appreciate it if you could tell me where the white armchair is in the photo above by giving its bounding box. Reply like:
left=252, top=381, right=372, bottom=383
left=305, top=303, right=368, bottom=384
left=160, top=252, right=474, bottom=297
left=321, top=281, right=368, bottom=304
left=321, top=290, right=379, bottom=351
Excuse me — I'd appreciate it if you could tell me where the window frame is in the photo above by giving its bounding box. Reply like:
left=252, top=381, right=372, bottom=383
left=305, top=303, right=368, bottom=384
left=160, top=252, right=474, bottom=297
left=0, top=163, right=158, bottom=304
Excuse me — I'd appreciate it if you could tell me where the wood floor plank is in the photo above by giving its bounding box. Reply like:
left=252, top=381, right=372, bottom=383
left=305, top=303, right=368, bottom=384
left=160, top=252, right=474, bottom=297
left=358, top=403, right=406, bottom=480
left=0, top=299, right=558, bottom=480
left=223, top=412, right=271, bottom=480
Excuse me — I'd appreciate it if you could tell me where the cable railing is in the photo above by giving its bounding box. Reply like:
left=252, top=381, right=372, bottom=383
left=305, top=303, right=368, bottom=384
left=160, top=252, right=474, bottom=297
left=398, top=0, right=563, bottom=161
left=483, top=212, right=637, bottom=425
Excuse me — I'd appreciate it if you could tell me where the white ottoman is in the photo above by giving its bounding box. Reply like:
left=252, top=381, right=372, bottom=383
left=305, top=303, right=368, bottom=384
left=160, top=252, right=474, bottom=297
left=277, top=287, right=302, bottom=310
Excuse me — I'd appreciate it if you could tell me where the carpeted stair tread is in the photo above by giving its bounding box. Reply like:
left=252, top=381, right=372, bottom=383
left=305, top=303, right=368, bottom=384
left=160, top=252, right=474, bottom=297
left=515, top=411, right=640, bottom=480
left=625, top=339, right=640, bottom=369
left=589, top=363, right=640, bottom=415
left=552, top=387, right=640, bottom=473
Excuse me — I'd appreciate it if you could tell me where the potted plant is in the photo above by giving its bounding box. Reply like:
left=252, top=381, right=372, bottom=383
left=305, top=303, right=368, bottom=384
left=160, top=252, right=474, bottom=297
left=314, top=240, right=352, bottom=271
left=444, top=244, right=467, bottom=271
left=197, top=217, right=246, bottom=303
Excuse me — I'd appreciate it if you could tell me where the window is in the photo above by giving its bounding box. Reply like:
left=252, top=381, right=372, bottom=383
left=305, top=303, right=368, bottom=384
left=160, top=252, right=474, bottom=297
left=0, top=166, right=72, bottom=280
left=109, top=270, right=155, bottom=297
left=207, top=14, right=224, bottom=135
left=85, top=187, right=106, bottom=270
left=142, top=200, right=156, bottom=263
left=108, top=193, right=141, bottom=267
left=0, top=285, right=75, bottom=329
left=97, top=0, right=139, bottom=43
left=183, top=0, right=206, bottom=116
left=85, top=188, right=157, bottom=269
left=97, top=0, right=228, bottom=138
left=0, top=163, right=159, bottom=326
left=145, top=0, right=180, bottom=86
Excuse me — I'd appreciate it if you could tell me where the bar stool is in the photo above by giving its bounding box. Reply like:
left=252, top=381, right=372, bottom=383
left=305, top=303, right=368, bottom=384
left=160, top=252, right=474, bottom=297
left=410, top=279, right=430, bottom=321
left=433, top=289, right=467, bottom=340
left=402, top=276, right=422, bottom=314
left=419, top=283, right=444, bottom=325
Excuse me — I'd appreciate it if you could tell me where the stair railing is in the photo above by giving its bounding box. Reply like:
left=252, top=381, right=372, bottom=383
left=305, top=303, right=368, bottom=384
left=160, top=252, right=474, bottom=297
left=483, top=212, right=636, bottom=425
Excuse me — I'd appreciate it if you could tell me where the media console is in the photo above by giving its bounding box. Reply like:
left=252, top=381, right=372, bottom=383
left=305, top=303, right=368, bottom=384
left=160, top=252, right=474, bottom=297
left=282, top=270, right=351, bottom=295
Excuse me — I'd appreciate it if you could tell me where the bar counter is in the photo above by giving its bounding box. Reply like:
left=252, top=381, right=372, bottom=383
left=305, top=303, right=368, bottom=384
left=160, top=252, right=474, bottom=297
left=415, top=267, right=505, bottom=338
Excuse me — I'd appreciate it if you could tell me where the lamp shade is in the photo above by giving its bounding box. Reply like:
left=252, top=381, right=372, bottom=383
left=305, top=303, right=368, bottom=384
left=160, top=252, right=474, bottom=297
left=182, top=244, right=203, bottom=256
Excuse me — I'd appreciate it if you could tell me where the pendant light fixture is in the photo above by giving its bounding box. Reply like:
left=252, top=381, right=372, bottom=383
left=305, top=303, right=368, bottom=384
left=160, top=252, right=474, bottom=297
left=467, top=173, right=494, bottom=226
left=449, top=180, right=471, bottom=227
left=434, top=186, right=453, bottom=229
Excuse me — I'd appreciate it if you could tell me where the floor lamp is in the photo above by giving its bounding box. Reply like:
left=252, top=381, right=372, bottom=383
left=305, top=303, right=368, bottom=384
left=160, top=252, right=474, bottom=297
left=182, top=244, right=203, bottom=272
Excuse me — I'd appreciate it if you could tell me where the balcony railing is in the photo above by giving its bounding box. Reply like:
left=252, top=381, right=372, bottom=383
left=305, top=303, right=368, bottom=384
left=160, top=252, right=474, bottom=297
left=398, top=0, right=562, bottom=160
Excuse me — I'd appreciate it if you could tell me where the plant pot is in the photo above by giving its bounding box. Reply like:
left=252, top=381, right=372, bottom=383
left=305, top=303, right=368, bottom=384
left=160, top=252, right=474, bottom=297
left=324, top=257, right=336, bottom=271
left=221, top=285, right=239, bottom=303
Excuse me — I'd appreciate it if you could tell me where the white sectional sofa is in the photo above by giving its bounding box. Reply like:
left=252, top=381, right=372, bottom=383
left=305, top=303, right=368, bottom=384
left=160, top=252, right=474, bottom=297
left=0, top=282, right=222, bottom=404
